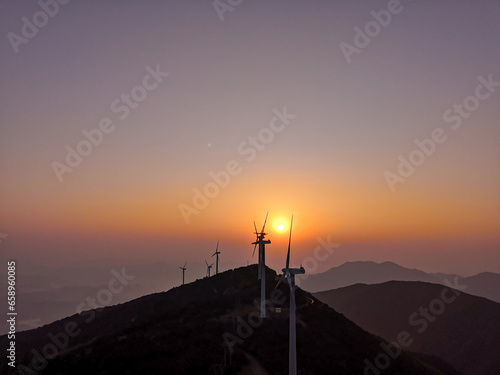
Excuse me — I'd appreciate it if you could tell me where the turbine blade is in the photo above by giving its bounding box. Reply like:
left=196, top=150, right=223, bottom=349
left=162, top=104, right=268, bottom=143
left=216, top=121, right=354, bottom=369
left=184, top=262, right=187, bottom=268
left=274, top=274, right=285, bottom=290
left=252, top=243, right=257, bottom=257
left=261, top=211, right=269, bottom=233
left=286, top=215, right=293, bottom=270
left=253, top=221, right=258, bottom=234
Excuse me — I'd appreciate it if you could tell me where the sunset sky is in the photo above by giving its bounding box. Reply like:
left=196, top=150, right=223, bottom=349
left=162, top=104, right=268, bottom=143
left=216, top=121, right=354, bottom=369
left=0, top=0, right=499, bottom=277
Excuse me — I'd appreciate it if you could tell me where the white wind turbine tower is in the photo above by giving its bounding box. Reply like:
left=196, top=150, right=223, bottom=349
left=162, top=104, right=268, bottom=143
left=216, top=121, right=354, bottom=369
left=180, top=262, right=187, bottom=285
left=205, top=260, right=214, bottom=277
left=212, top=241, right=221, bottom=275
left=252, top=212, right=271, bottom=318
left=276, top=216, right=305, bottom=375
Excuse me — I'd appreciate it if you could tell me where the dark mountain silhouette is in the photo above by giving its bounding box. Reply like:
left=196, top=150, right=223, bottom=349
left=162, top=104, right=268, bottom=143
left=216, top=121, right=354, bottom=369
left=315, top=281, right=500, bottom=375
left=428, top=272, right=500, bottom=303
left=7, top=262, right=498, bottom=336
left=457, top=272, right=500, bottom=302
left=297, top=261, right=437, bottom=292
left=298, top=261, right=500, bottom=302
left=1, top=266, right=459, bottom=375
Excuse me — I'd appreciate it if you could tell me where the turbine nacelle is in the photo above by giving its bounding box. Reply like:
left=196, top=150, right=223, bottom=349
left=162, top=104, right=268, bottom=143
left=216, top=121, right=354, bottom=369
left=252, top=212, right=271, bottom=257
left=282, top=267, right=305, bottom=276
left=212, top=241, right=221, bottom=275
left=212, top=240, right=220, bottom=257
left=205, top=260, right=214, bottom=277
left=276, top=214, right=305, bottom=375
left=252, top=212, right=270, bottom=318
left=180, top=262, right=187, bottom=285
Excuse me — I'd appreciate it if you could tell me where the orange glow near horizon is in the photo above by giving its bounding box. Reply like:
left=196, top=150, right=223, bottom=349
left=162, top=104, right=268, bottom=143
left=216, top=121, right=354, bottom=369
left=3, top=171, right=499, bottom=247
left=1, top=0, right=500, bottom=278
left=2, top=170, right=499, bottom=275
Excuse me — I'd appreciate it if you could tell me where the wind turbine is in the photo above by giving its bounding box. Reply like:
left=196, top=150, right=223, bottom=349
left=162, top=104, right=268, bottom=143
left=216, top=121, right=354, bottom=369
left=212, top=241, right=221, bottom=275
left=252, top=212, right=271, bottom=318
left=276, top=216, right=305, bottom=375
left=180, top=262, right=187, bottom=285
left=205, top=260, right=214, bottom=277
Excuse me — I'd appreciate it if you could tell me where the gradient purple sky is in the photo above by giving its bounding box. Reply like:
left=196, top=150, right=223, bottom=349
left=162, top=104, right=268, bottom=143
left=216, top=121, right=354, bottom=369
left=0, top=0, right=499, bottom=277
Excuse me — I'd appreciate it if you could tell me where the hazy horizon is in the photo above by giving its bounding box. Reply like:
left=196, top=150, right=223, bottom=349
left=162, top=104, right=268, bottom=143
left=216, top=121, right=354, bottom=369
left=1, top=0, right=499, bottom=278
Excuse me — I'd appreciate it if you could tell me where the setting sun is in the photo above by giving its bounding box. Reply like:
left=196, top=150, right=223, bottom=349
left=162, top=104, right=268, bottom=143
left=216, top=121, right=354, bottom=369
left=272, top=216, right=290, bottom=233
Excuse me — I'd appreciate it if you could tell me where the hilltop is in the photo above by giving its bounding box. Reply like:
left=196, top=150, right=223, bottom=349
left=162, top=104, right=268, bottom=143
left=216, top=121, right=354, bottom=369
left=1, top=266, right=459, bottom=375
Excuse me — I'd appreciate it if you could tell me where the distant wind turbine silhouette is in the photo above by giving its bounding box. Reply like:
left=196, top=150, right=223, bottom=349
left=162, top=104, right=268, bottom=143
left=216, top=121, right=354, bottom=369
left=180, top=262, right=187, bottom=285
left=205, top=260, right=214, bottom=277
left=212, top=241, right=221, bottom=275
left=276, top=216, right=305, bottom=375
left=252, top=212, right=270, bottom=318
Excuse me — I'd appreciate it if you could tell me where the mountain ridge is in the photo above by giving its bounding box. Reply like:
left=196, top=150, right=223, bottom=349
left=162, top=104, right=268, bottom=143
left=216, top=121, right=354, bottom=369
left=1, top=266, right=460, bottom=375
left=314, top=280, right=500, bottom=375
left=298, top=261, right=500, bottom=302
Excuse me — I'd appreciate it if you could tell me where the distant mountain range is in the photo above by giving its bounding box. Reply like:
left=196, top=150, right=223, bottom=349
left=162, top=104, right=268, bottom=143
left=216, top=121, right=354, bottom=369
left=4, top=260, right=498, bottom=336
left=0, top=262, right=194, bottom=334
left=1, top=266, right=459, bottom=375
left=297, top=261, right=500, bottom=302
left=315, top=281, right=500, bottom=375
